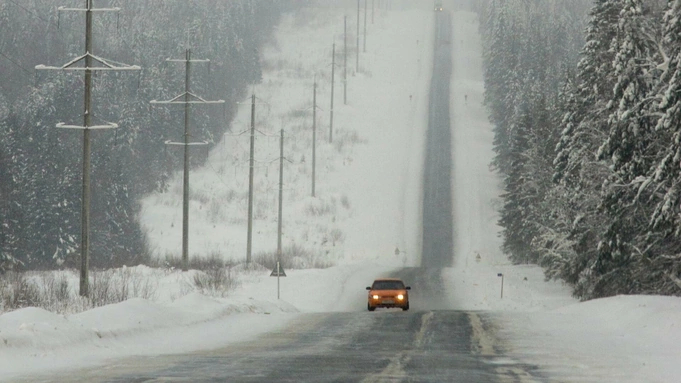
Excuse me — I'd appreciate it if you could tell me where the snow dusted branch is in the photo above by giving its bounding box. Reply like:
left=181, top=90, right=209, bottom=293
left=666, top=272, right=681, bottom=290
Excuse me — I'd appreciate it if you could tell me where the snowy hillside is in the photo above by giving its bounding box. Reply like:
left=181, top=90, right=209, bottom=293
left=140, top=4, right=432, bottom=267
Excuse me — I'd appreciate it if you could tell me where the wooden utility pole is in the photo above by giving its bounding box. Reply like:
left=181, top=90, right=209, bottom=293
left=356, top=0, right=360, bottom=72
left=150, top=50, right=223, bottom=272
left=364, top=0, right=368, bottom=53
left=330, top=43, right=335, bottom=143
left=312, top=80, right=317, bottom=197
left=344, top=16, right=348, bottom=105
left=81, top=0, right=93, bottom=297
left=181, top=49, right=191, bottom=272
left=247, top=93, right=256, bottom=264
left=277, top=129, right=284, bottom=260
left=36, top=0, right=140, bottom=297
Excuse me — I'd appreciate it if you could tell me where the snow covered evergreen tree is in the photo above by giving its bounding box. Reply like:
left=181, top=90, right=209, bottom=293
left=651, top=0, right=681, bottom=236
left=554, top=0, right=621, bottom=185
left=0, top=93, right=18, bottom=271
left=11, top=78, right=82, bottom=268
left=481, top=0, right=680, bottom=298
left=590, top=0, right=663, bottom=298
left=500, top=97, right=534, bottom=262
left=485, top=3, right=516, bottom=170
left=544, top=0, right=621, bottom=299
left=639, top=0, right=681, bottom=294
left=501, top=83, right=558, bottom=265
left=599, top=0, right=657, bottom=177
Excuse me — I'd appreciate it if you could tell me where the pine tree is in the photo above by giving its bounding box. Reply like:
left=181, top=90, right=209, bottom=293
left=587, top=0, right=668, bottom=298
left=500, top=98, right=534, bottom=262
left=554, top=0, right=621, bottom=185
left=485, top=3, right=524, bottom=174
left=0, top=94, right=19, bottom=271
left=548, top=0, right=622, bottom=299
left=638, top=0, right=681, bottom=295
left=11, top=79, right=81, bottom=268
left=599, top=0, right=657, bottom=177
left=651, top=0, right=681, bottom=236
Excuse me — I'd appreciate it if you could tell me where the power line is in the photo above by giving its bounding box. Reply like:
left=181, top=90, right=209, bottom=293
left=3, top=0, right=140, bottom=60
left=5, top=0, right=53, bottom=25
left=4, top=0, right=83, bottom=36
left=0, top=1, right=131, bottom=82
left=0, top=49, right=33, bottom=76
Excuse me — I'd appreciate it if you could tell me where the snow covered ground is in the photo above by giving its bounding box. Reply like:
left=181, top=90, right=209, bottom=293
left=1, top=2, right=680, bottom=382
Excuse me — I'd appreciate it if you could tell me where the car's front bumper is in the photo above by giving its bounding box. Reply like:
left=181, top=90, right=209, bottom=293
left=368, top=298, right=408, bottom=309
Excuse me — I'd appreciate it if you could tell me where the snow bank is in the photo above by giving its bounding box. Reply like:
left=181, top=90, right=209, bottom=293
left=0, top=263, right=385, bottom=380
left=498, top=296, right=681, bottom=383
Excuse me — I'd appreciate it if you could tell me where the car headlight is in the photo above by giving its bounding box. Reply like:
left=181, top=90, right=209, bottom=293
left=372, top=295, right=379, bottom=300
left=397, top=294, right=404, bottom=300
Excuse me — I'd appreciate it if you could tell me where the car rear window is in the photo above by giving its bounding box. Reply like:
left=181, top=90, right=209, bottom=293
left=372, top=280, right=405, bottom=290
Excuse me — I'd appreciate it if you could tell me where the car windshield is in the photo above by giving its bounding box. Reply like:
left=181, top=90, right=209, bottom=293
left=372, top=281, right=405, bottom=290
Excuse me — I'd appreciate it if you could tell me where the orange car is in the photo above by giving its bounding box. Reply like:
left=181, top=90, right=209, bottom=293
left=366, top=278, right=411, bottom=311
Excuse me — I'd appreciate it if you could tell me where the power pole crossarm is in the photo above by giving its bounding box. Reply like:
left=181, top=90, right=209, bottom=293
left=58, top=5, right=120, bottom=12
left=35, top=53, right=140, bottom=71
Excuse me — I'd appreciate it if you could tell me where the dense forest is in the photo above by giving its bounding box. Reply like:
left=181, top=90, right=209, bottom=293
left=0, top=0, right=301, bottom=271
left=479, top=0, right=681, bottom=299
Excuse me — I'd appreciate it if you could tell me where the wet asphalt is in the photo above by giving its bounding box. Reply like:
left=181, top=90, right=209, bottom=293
left=95, top=311, right=506, bottom=383
left=421, top=9, right=454, bottom=269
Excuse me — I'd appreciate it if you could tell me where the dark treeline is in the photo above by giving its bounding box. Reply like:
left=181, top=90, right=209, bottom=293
left=480, top=0, right=681, bottom=299
left=0, top=0, right=303, bottom=271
